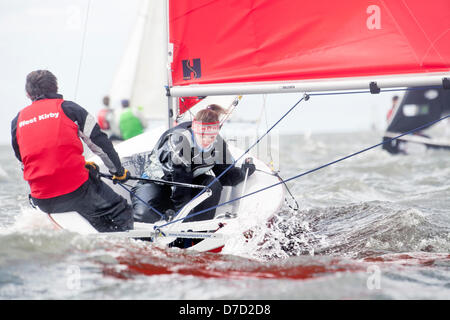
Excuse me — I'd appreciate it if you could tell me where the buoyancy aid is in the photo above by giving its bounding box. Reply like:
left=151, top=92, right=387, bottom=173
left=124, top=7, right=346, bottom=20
left=16, top=98, right=88, bottom=199
left=119, top=108, right=143, bottom=140
left=97, top=108, right=110, bottom=130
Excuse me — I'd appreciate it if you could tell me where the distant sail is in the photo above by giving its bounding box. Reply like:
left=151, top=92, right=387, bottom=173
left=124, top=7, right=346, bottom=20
left=387, top=88, right=450, bottom=133
left=109, top=0, right=168, bottom=121
left=383, top=88, right=450, bottom=154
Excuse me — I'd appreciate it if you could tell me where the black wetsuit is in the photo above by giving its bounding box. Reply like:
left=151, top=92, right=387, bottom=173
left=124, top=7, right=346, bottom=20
left=131, top=121, right=254, bottom=223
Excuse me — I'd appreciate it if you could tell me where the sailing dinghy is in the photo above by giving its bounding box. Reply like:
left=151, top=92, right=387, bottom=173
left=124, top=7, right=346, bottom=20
left=47, top=0, right=450, bottom=252
left=47, top=0, right=285, bottom=253
left=382, top=88, right=450, bottom=154
left=48, top=124, right=285, bottom=252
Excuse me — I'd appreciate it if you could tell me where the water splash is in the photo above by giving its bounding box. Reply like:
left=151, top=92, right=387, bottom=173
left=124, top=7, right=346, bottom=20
left=0, top=166, right=7, bottom=181
left=252, top=201, right=450, bottom=260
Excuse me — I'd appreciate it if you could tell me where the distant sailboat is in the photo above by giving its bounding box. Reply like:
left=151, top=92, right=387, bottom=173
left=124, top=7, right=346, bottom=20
left=106, top=0, right=169, bottom=138
left=382, top=88, right=450, bottom=154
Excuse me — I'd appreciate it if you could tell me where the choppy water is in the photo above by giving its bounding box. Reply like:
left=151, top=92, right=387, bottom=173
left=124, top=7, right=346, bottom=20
left=0, top=130, right=449, bottom=300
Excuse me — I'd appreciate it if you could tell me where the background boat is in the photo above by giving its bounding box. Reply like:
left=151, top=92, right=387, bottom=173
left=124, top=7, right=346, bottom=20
left=382, top=87, right=450, bottom=154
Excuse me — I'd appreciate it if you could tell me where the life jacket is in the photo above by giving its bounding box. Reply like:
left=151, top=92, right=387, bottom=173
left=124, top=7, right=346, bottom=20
left=119, top=108, right=143, bottom=140
left=16, top=98, right=88, bottom=199
left=386, top=107, right=394, bottom=121
left=97, top=108, right=110, bottom=130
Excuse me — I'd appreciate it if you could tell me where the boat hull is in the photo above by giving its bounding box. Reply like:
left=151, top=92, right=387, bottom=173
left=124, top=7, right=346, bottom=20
left=382, top=132, right=450, bottom=154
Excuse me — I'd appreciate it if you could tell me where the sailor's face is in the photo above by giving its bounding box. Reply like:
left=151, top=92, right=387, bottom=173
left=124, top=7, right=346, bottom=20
left=194, top=133, right=217, bottom=149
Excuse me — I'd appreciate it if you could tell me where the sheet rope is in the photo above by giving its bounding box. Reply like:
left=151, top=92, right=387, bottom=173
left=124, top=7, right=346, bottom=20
left=103, top=86, right=448, bottom=232
left=154, top=86, right=449, bottom=230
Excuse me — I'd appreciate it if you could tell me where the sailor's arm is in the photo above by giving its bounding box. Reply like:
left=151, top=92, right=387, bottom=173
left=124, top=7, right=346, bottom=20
left=212, top=139, right=252, bottom=186
left=212, top=164, right=245, bottom=186
left=212, top=139, right=256, bottom=186
left=11, top=114, right=22, bottom=162
left=160, top=135, right=194, bottom=210
left=61, top=101, right=124, bottom=175
left=170, top=164, right=195, bottom=211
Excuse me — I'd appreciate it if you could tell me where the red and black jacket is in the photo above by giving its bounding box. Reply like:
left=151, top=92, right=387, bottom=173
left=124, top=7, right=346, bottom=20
left=11, top=93, right=123, bottom=199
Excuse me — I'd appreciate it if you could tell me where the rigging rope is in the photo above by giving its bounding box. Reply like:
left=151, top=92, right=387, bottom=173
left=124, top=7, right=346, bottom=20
left=116, top=182, right=165, bottom=219
left=98, top=86, right=448, bottom=231
left=157, top=112, right=450, bottom=228
left=167, top=94, right=308, bottom=224
left=68, top=2, right=448, bottom=233
left=155, top=86, right=449, bottom=230
left=74, top=0, right=91, bottom=101
left=256, top=94, right=299, bottom=211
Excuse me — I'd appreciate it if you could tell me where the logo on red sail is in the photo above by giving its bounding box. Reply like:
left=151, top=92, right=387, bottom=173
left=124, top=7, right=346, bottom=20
left=182, top=59, right=202, bottom=80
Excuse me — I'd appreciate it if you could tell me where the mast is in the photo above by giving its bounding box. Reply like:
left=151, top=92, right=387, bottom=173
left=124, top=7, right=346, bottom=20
left=164, top=0, right=173, bottom=128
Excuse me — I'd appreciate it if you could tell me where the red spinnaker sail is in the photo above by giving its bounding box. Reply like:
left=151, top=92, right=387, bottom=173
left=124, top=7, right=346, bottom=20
left=169, top=0, right=450, bottom=87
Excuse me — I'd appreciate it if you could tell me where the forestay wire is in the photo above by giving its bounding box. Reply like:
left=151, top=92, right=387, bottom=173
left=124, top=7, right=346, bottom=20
left=155, top=86, right=450, bottom=230
left=74, top=0, right=92, bottom=101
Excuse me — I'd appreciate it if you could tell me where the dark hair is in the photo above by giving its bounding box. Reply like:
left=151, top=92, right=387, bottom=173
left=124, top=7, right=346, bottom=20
left=121, top=99, right=130, bottom=108
left=194, top=104, right=226, bottom=123
left=25, top=70, right=58, bottom=100
left=392, top=95, right=399, bottom=101
left=103, top=95, right=110, bottom=106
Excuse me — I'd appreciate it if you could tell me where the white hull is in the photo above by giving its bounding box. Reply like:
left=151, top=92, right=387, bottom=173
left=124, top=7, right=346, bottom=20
left=47, top=127, right=284, bottom=252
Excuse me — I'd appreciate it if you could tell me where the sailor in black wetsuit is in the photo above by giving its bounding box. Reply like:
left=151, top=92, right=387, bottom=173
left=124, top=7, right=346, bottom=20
left=131, top=104, right=256, bottom=223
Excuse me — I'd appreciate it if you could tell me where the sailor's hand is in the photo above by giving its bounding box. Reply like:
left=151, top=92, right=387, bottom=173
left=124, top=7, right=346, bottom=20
left=85, top=161, right=99, bottom=172
left=241, top=157, right=256, bottom=176
left=112, top=168, right=131, bottom=184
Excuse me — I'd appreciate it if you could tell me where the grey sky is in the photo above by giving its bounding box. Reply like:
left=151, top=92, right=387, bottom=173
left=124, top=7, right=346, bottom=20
left=1, top=0, right=396, bottom=146
left=1, top=0, right=140, bottom=145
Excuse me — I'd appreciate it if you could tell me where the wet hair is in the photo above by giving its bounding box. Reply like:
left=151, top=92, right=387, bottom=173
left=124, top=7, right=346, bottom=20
left=25, top=70, right=58, bottom=101
left=194, top=104, right=226, bottom=123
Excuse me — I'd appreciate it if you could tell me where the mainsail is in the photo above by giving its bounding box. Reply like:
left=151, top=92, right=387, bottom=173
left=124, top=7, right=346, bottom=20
left=167, top=0, right=450, bottom=97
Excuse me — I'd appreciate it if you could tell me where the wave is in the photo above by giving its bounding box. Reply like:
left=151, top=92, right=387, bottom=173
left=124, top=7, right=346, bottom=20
left=0, top=166, right=8, bottom=181
left=225, top=201, right=450, bottom=261
left=0, top=203, right=448, bottom=300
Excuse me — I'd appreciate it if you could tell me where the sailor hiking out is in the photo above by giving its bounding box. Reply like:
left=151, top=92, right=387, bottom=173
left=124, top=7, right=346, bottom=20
left=11, top=70, right=133, bottom=232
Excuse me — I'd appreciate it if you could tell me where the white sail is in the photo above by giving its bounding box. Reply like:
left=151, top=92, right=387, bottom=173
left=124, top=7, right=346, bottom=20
left=109, top=0, right=168, bottom=125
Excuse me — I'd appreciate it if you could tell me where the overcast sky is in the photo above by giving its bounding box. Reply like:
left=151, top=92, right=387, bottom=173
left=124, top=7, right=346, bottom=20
left=0, top=0, right=397, bottom=146
left=0, top=0, right=140, bottom=145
